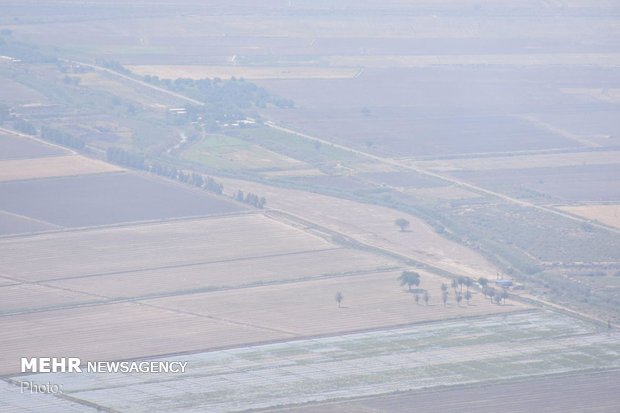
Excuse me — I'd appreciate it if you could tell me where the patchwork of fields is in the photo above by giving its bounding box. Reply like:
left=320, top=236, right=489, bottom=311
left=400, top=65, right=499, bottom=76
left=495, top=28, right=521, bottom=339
left=0, top=132, right=246, bottom=235
left=1, top=210, right=522, bottom=377
left=1, top=1, right=619, bottom=411
left=9, top=310, right=618, bottom=412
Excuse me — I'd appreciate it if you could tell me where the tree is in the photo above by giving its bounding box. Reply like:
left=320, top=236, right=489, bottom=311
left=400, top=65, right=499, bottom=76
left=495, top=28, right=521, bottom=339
left=441, top=283, right=448, bottom=293
left=451, top=279, right=458, bottom=294
left=478, top=277, right=489, bottom=288
left=442, top=291, right=449, bottom=307
left=485, top=287, right=496, bottom=302
left=424, top=291, right=430, bottom=305
left=494, top=292, right=503, bottom=305
left=335, top=292, right=344, bottom=308
left=465, top=290, right=472, bottom=305
left=501, top=289, right=508, bottom=305
left=464, top=277, right=473, bottom=292
left=456, top=293, right=463, bottom=306
left=414, top=293, right=420, bottom=305
left=398, top=271, right=421, bottom=292
left=394, top=218, right=410, bottom=232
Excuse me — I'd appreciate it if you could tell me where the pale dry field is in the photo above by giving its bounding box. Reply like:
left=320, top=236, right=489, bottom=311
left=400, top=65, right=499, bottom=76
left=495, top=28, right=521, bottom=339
left=327, top=53, right=620, bottom=68
left=0, top=301, right=294, bottom=376
left=0, top=283, right=97, bottom=314
left=76, top=71, right=188, bottom=108
left=405, top=185, right=482, bottom=201
left=220, top=177, right=499, bottom=278
left=145, top=270, right=525, bottom=337
left=0, top=155, right=124, bottom=182
left=262, top=168, right=326, bottom=178
left=0, top=213, right=334, bottom=282
left=128, top=65, right=359, bottom=80
left=45, top=247, right=399, bottom=299
left=407, top=150, right=620, bottom=172
left=561, top=88, right=620, bottom=103
left=559, top=204, right=620, bottom=229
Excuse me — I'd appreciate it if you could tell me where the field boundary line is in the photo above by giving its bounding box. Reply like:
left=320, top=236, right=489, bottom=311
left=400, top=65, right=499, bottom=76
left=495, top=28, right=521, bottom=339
left=0, top=209, right=62, bottom=229
left=37, top=247, right=345, bottom=283
left=0, top=208, right=260, bottom=240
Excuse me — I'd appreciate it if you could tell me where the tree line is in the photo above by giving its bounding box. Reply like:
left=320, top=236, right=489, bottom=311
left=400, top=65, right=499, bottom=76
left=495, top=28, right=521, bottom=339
left=106, top=146, right=224, bottom=195
left=235, top=190, right=266, bottom=209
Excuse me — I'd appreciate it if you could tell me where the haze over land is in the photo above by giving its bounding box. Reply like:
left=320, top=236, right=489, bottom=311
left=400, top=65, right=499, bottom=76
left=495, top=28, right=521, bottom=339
left=0, top=1, right=619, bottom=412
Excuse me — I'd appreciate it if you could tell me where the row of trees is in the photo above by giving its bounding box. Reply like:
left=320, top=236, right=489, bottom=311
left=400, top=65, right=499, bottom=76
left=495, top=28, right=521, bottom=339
left=12, top=120, right=86, bottom=150
left=106, top=147, right=224, bottom=195
left=235, top=190, right=266, bottom=209
left=13, top=118, right=37, bottom=135
left=394, top=271, right=506, bottom=308
left=41, top=126, right=86, bottom=150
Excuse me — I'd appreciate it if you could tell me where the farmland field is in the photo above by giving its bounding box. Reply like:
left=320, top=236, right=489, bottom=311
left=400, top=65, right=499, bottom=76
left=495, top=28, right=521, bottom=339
left=0, top=171, right=245, bottom=228
left=0, top=301, right=294, bottom=376
left=0, top=210, right=58, bottom=236
left=181, top=134, right=307, bottom=172
left=46, top=248, right=399, bottom=299
left=408, top=150, right=620, bottom=172
left=128, top=65, right=359, bottom=80
left=451, top=164, right=620, bottom=203
left=1, top=1, right=619, bottom=411
left=143, top=270, right=526, bottom=337
left=9, top=310, right=619, bottom=412
left=0, top=132, right=69, bottom=160
left=559, top=204, right=620, bottom=229
left=0, top=155, right=123, bottom=182
left=275, top=370, right=620, bottom=413
left=219, top=177, right=499, bottom=279
left=0, top=214, right=334, bottom=282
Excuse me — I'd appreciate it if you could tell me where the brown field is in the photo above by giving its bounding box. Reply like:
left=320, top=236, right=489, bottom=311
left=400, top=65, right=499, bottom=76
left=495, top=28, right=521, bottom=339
left=220, top=177, right=499, bottom=279
left=0, top=171, right=245, bottom=228
left=145, top=270, right=526, bottom=337
left=559, top=204, right=620, bottom=229
left=257, top=105, right=577, bottom=158
left=452, top=164, right=620, bottom=203
left=0, top=155, right=124, bottom=182
left=128, top=65, right=359, bottom=80
left=272, top=370, right=620, bottom=413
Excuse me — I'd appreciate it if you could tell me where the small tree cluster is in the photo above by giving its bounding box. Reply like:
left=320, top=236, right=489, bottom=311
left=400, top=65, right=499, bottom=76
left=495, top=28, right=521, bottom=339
left=235, top=190, right=266, bottom=208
